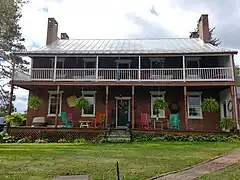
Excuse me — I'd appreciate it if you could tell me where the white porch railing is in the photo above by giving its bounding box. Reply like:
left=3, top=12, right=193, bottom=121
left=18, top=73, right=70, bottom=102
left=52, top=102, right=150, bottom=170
left=14, top=67, right=234, bottom=82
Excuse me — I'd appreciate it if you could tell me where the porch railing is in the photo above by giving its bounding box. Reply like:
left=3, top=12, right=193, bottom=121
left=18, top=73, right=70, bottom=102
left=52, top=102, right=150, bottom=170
left=14, top=67, right=234, bottom=82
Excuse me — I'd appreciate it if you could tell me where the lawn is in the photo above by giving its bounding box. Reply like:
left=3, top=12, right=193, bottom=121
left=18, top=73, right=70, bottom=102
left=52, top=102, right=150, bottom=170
left=200, top=163, right=240, bottom=180
left=0, top=142, right=239, bottom=180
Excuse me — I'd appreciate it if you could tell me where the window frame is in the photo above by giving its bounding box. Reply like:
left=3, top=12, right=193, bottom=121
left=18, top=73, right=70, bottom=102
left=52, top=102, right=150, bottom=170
left=47, top=90, right=63, bottom=116
left=150, top=91, right=166, bottom=118
left=187, top=92, right=203, bottom=119
left=81, top=91, right=96, bottom=117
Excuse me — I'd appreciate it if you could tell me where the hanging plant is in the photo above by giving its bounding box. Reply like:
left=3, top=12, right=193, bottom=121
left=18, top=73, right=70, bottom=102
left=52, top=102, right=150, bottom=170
left=75, top=96, right=90, bottom=109
left=201, top=98, right=219, bottom=112
left=5, top=113, right=25, bottom=126
left=153, top=98, right=168, bottom=111
left=28, top=96, right=41, bottom=111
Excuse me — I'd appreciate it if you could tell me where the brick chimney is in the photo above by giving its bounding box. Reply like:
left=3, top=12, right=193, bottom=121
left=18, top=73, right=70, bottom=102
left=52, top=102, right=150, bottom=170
left=197, top=14, right=210, bottom=43
left=61, top=33, right=69, bottom=40
left=46, top=18, right=58, bottom=45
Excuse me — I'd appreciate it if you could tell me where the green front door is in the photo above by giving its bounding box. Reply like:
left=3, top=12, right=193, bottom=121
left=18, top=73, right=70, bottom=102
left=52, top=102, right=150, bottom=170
left=116, top=99, right=130, bottom=127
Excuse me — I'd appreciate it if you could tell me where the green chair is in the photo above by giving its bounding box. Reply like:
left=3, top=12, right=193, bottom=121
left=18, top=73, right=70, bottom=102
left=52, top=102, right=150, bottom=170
left=169, top=113, right=180, bottom=130
left=60, top=112, right=71, bottom=128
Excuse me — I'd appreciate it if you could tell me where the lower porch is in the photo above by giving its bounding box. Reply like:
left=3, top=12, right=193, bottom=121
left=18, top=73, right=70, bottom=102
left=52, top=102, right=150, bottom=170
left=25, top=85, right=238, bottom=132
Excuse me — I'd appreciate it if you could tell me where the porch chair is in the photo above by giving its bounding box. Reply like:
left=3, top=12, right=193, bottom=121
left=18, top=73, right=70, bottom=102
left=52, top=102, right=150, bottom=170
left=169, top=113, right=180, bottom=130
left=139, top=112, right=150, bottom=129
left=60, top=112, right=71, bottom=128
left=93, top=112, right=103, bottom=128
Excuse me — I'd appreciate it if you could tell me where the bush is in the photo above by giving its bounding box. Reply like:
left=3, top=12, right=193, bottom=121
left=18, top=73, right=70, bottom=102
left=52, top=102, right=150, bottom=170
left=35, top=138, right=48, bottom=143
left=201, top=98, right=219, bottom=112
left=17, top=137, right=33, bottom=143
left=28, top=96, right=41, bottom=110
left=0, top=132, right=16, bottom=143
left=58, top=138, right=69, bottom=143
left=74, top=138, right=86, bottom=143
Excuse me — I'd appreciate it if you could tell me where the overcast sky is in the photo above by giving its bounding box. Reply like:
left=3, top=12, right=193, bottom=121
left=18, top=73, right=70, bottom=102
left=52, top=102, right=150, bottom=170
left=12, top=0, right=240, bottom=112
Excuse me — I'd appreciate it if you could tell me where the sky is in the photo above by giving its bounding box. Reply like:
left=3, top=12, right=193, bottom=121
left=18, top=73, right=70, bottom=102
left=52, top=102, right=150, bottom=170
left=11, top=0, right=240, bottom=113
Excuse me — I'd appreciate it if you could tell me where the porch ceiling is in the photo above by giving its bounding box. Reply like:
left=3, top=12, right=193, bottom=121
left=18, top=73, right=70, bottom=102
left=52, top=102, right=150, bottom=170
left=14, top=38, right=238, bottom=56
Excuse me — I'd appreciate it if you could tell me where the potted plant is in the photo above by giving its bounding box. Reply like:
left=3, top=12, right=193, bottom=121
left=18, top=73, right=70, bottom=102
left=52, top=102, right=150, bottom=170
left=219, top=117, right=236, bottom=132
left=75, top=96, right=90, bottom=109
left=5, top=113, right=25, bottom=126
left=28, top=96, right=41, bottom=111
left=153, top=97, right=168, bottom=118
left=201, top=98, right=219, bottom=112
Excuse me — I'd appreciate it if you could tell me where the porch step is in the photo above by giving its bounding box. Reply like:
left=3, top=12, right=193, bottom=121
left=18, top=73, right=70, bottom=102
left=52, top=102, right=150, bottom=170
left=106, top=130, right=131, bottom=143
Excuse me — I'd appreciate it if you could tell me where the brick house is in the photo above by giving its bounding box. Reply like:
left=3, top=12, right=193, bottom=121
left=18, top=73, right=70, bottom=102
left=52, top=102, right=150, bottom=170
left=13, top=14, right=239, bottom=132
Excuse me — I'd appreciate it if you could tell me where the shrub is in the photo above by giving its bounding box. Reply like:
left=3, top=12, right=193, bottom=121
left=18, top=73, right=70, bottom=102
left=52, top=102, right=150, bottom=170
left=58, top=138, right=69, bottom=143
left=73, top=138, right=86, bottom=143
left=219, top=117, right=236, bottom=131
left=17, top=137, right=33, bottom=143
left=35, top=138, right=48, bottom=143
left=5, top=113, right=25, bottom=126
left=0, top=132, right=16, bottom=143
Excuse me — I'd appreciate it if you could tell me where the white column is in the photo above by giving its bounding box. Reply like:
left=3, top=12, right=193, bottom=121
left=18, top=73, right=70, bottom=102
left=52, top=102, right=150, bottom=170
left=96, top=56, right=99, bottom=81
left=182, top=56, right=186, bottom=81
left=53, top=56, right=57, bottom=81
left=234, top=86, right=240, bottom=130
left=138, top=56, right=141, bottom=81
left=229, top=54, right=235, bottom=80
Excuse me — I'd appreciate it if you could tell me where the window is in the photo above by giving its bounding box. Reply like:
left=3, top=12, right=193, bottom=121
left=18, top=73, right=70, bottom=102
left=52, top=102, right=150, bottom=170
left=150, top=91, right=166, bottom=118
left=187, top=92, right=202, bottom=118
left=81, top=91, right=96, bottom=117
left=48, top=91, right=63, bottom=116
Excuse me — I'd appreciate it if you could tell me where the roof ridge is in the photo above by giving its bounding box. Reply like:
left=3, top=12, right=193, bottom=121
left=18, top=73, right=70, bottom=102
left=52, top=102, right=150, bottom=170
left=58, top=37, right=195, bottom=40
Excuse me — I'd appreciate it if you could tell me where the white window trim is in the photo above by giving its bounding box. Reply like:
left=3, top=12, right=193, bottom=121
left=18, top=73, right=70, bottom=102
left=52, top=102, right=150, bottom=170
left=81, top=91, right=96, bottom=117
left=187, top=91, right=203, bottom=119
left=150, top=91, right=166, bottom=118
left=47, top=90, right=64, bottom=116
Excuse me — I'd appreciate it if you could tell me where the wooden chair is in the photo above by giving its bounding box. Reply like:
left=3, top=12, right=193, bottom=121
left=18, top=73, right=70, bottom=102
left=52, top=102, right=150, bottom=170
left=139, top=112, right=150, bottom=129
left=93, top=112, right=103, bottom=128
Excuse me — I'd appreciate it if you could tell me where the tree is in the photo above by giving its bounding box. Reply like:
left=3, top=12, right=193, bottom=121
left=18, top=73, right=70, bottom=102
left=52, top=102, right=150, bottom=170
left=0, top=0, right=29, bottom=109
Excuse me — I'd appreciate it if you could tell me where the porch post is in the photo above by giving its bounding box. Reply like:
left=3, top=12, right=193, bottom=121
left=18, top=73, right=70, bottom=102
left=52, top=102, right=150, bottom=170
left=138, top=56, right=141, bottom=81
left=182, top=56, right=186, bottom=81
left=55, top=85, right=60, bottom=128
left=96, top=56, right=99, bottom=81
left=184, top=86, right=188, bottom=130
left=229, top=54, right=235, bottom=80
left=131, top=85, right=135, bottom=129
left=53, top=56, right=57, bottom=81
left=105, top=85, right=109, bottom=127
left=230, top=85, right=237, bottom=123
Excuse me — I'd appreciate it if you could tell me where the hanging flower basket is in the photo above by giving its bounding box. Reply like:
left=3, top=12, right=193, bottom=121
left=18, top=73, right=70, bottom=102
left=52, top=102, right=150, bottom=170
left=28, top=96, right=41, bottom=111
left=153, top=98, right=168, bottom=110
left=201, top=98, right=219, bottom=112
left=75, top=96, right=90, bottom=109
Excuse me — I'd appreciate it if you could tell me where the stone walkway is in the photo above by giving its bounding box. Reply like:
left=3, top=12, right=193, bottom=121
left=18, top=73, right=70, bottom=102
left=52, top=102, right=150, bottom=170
left=151, top=149, right=240, bottom=180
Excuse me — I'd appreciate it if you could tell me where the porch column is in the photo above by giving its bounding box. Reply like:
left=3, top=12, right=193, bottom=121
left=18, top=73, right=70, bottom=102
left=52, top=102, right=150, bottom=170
left=131, top=85, right=135, bottom=129
left=55, top=85, right=60, bottom=128
left=96, top=56, right=99, bottom=81
left=229, top=54, right=235, bottom=80
left=105, top=85, right=109, bottom=127
left=53, top=56, right=57, bottom=81
left=184, top=86, right=188, bottom=130
left=138, top=56, right=141, bottom=81
left=230, top=85, right=237, bottom=122
left=182, top=56, right=186, bottom=81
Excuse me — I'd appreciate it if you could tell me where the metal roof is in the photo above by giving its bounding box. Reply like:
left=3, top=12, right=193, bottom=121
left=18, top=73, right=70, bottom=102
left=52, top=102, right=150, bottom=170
left=17, top=38, right=238, bottom=56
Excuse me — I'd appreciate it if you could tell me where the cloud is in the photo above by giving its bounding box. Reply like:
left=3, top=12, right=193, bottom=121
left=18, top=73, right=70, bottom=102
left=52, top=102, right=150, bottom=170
left=9, top=0, right=240, bottom=113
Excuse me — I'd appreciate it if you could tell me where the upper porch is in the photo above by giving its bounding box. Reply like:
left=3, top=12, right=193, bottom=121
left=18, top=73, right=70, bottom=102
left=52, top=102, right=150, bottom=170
left=14, top=54, right=234, bottom=82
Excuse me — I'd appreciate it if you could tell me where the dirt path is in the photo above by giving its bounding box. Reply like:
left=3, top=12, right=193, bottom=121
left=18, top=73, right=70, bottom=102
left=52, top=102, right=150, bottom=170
left=151, top=149, right=240, bottom=180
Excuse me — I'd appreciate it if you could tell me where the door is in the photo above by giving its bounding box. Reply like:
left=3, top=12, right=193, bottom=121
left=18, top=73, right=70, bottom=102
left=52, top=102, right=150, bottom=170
left=116, top=99, right=130, bottom=127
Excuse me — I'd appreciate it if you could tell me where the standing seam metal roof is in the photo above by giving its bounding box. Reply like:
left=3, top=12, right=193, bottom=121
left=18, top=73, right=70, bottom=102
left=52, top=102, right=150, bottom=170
left=18, top=38, right=238, bottom=55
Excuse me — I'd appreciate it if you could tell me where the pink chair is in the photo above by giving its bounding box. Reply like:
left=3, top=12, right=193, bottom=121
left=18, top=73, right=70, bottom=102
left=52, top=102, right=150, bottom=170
left=139, top=112, right=150, bottom=129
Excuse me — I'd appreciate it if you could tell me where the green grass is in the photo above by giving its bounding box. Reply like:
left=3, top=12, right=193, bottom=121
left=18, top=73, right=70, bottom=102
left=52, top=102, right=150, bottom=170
left=200, top=163, right=240, bottom=180
left=0, top=142, right=239, bottom=180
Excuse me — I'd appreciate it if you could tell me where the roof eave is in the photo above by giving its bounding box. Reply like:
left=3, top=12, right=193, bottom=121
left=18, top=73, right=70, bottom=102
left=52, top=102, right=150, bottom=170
left=13, top=51, right=238, bottom=57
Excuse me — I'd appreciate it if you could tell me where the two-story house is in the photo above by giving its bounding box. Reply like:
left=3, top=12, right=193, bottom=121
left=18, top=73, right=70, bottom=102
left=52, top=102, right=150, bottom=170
left=13, top=14, right=239, bottom=132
